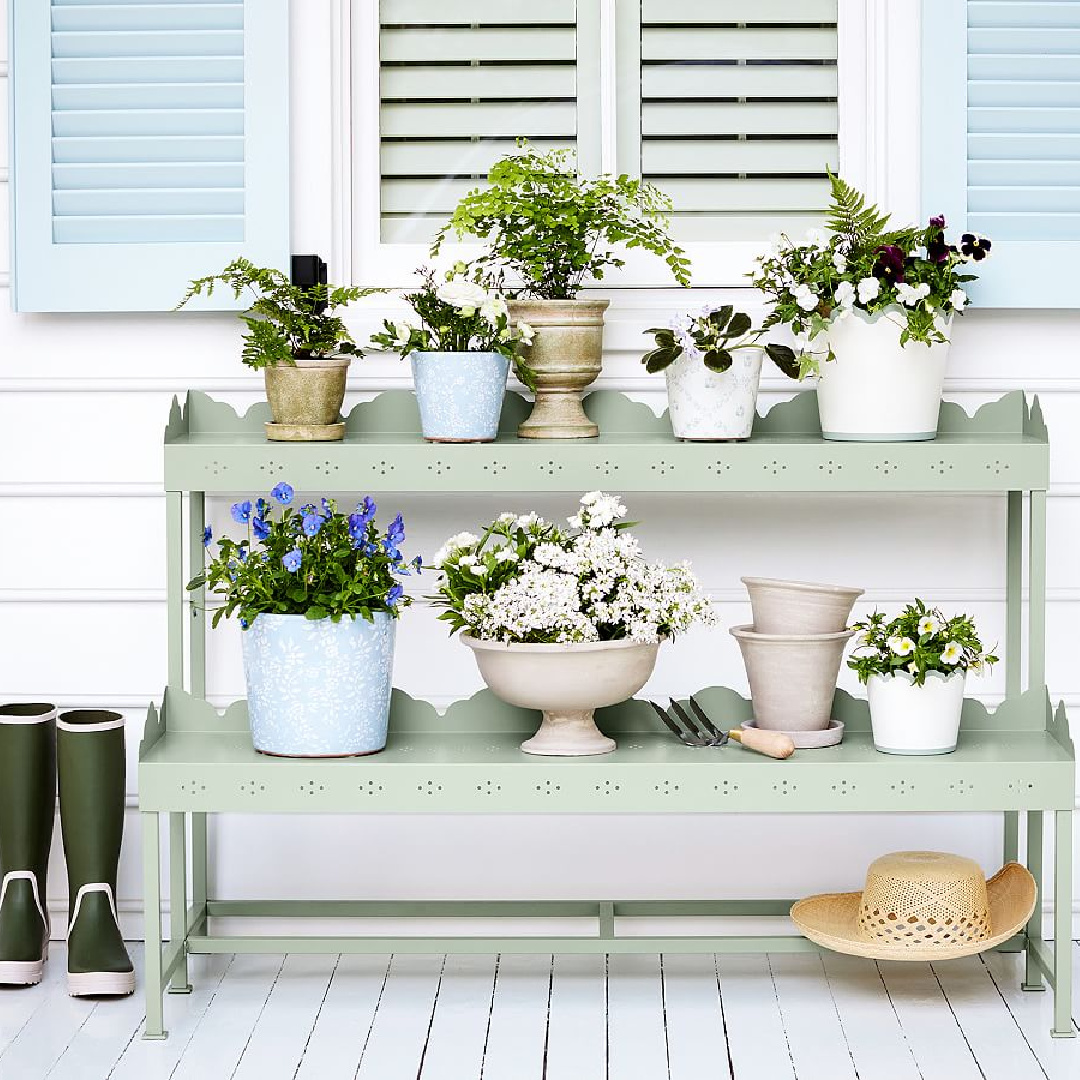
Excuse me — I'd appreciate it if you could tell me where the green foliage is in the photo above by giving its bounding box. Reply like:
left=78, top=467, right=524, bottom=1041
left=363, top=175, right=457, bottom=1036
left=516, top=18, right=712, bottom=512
left=176, top=258, right=382, bottom=370
left=848, top=599, right=998, bottom=687
left=367, top=267, right=536, bottom=392
left=188, top=491, right=418, bottom=628
left=641, top=305, right=797, bottom=378
left=825, top=170, right=894, bottom=251
left=431, top=142, right=692, bottom=300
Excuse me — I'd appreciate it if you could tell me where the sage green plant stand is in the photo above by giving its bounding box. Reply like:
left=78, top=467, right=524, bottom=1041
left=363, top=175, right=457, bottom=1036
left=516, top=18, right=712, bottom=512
left=140, top=389, right=1074, bottom=1039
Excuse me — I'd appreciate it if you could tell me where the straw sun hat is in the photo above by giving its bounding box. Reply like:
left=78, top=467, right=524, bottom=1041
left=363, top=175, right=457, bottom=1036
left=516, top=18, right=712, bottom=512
left=790, top=851, right=1036, bottom=961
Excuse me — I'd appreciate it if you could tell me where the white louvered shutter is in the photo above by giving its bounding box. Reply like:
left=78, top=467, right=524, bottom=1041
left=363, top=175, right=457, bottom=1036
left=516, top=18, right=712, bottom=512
left=923, top=0, right=1080, bottom=307
left=378, top=0, right=599, bottom=244
left=10, top=0, right=289, bottom=312
left=618, top=0, right=839, bottom=240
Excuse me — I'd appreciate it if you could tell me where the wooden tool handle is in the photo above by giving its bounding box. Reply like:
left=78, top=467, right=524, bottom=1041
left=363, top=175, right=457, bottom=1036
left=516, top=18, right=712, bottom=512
left=729, top=727, right=795, bottom=760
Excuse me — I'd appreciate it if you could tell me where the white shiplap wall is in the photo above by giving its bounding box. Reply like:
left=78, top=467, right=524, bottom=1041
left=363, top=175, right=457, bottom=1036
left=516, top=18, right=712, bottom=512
left=1, top=1, right=1079, bottom=937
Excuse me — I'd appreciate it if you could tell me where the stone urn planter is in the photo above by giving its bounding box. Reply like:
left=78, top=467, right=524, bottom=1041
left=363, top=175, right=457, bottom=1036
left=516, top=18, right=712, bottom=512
left=410, top=351, right=509, bottom=443
left=264, top=356, right=351, bottom=441
left=867, top=670, right=966, bottom=755
left=818, top=308, right=951, bottom=441
left=461, top=635, right=659, bottom=755
left=665, top=348, right=764, bottom=441
left=507, top=299, right=609, bottom=439
left=729, top=624, right=854, bottom=733
left=741, top=577, right=864, bottom=635
left=242, top=612, right=396, bottom=757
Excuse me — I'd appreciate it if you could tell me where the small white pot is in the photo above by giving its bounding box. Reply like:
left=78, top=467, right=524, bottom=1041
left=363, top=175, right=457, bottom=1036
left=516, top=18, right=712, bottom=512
left=741, top=577, right=864, bottom=635
left=664, top=347, right=763, bottom=441
left=867, top=670, right=967, bottom=755
left=818, top=307, right=951, bottom=441
left=461, top=635, right=660, bottom=756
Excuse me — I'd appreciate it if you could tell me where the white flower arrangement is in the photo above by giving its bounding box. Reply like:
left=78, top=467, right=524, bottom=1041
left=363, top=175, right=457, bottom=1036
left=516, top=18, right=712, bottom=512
left=431, top=493, right=715, bottom=645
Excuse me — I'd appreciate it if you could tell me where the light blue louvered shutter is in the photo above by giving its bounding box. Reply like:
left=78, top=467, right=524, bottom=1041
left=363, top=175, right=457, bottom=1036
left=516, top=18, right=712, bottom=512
left=617, top=0, right=839, bottom=241
left=922, top=0, right=1080, bottom=307
left=378, top=0, right=600, bottom=244
left=10, top=0, right=289, bottom=312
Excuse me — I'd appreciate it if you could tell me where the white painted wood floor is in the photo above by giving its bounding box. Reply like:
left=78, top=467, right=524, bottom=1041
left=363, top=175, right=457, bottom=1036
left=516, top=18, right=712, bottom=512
left=1, top=944, right=1079, bottom=1080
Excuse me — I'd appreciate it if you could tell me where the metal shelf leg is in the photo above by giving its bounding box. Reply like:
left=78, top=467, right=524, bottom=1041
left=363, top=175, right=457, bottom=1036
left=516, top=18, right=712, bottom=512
left=168, top=813, right=192, bottom=993
left=1023, top=811, right=1045, bottom=990
left=142, top=812, right=167, bottom=1039
left=1052, top=810, right=1075, bottom=1037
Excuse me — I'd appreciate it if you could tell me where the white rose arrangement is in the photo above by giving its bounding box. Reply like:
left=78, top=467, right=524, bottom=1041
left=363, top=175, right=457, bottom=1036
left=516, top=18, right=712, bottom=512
left=369, top=266, right=536, bottom=389
left=431, top=492, right=715, bottom=645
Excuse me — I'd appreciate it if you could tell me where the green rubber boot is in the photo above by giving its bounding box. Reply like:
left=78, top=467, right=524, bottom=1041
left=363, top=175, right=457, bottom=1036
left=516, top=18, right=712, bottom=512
left=0, top=703, right=56, bottom=986
left=57, top=710, right=134, bottom=997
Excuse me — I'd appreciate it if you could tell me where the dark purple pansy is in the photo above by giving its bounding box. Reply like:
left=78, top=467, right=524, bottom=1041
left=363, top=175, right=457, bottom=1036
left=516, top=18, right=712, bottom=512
left=873, top=244, right=906, bottom=284
left=960, top=233, right=992, bottom=261
left=929, top=214, right=946, bottom=230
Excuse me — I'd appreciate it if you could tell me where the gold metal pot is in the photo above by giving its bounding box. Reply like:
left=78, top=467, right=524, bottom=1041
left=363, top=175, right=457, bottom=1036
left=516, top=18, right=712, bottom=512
left=508, top=299, right=609, bottom=439
left=263, top=356, right=351, bottom=441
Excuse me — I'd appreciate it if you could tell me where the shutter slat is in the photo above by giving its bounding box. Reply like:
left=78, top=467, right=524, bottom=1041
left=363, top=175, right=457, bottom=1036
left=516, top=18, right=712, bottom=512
left=51, top=134, right=243, bottom=162
left=53, top=213, right=243, bottom=243
left=642, top=138, right=838, bottom=175
left=968, top=2, right=1080, bottom=28
left=381, top=102, right=575, bottom=140
left=641, top=0, right=837, bottom=22
left=51, top=4, right=243, bottom=31
left=52, top=108, right=244, bottom=136
left=969, top=107, right=1080, bottom=133
left=51, top=31, right=242, bottom=57
left=969, top=80, right=1080, bottom=107
left=642, top=64, right=837, bottom=98
left=381, top=138, right=574, bottom=176
left=643, top=26, right=837, bottom=61
left=643, top=101, right=838, bottom=137
left=52, top=56, right=243, bottom=80
left=52, top=160, right=244, bottom=187
left=656, top=177, right=829, bottom=213
left=53, top=82, right=244, bottom=109
left=380, top=27, right=574, bottom=63
left=381, top=64, right=574, bottom=100
left=967, top=212, right=1080, bottom=240
left=969, top=54, right=1080, bottom=80
left=969, top=132, right=1080, bottom=159
left=380, top=0, right=575, bottom=24
left=970, top=159, right=1080, bottom=185
left=53, top=187, right=243, bottom=215
left=968, top=27, right=1080, bottom=53
left=968, top=184, right=1080, bottom=211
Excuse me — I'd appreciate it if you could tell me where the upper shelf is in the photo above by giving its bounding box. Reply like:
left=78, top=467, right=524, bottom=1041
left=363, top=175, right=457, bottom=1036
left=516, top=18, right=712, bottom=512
left=163, top=389, right=1049, bottom=495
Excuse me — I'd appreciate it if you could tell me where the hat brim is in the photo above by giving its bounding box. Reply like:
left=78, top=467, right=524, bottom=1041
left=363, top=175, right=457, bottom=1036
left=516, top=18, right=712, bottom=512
left=790, top=863, right=1036, bottom=962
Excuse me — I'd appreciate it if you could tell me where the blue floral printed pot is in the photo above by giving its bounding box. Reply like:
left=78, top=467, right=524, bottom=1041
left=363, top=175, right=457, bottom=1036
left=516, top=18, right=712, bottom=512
left=242, top=612, right=397, bottom=757
left=411, top=351, right=510, bottom=442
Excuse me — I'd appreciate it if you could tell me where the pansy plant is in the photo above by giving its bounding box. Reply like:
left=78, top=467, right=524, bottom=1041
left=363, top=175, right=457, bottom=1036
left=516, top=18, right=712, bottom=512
left=848, top=599, right=998, bottom=687
left=189, top=484, right=420, bottom=628
left=750, top=173, right=991, bottom=377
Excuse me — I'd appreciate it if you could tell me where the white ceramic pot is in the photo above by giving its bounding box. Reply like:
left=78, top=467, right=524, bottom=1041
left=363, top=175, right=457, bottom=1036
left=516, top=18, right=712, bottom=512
left=867, top=670, right=967, bottom=755
left=817, top=307, right=951, bottom=441
left=461, top=635, right=660, bottom=756
left=664, top=348, right=764, bottom=441
left=741, top=577, right=864, bottom=635
left=729, top=624, right=855, bottom=732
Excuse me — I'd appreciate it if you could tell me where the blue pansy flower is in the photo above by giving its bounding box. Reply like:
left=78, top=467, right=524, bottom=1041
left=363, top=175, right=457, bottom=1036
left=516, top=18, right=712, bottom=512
left=271, top=482, right=293, bottom=505
left=202, top=526, right=213, bottom=548
left=300, top=503, right=317, bottom=516
left=230, top=500, right=252, bottom=524
left=348, top=514, right=367, bottom=541
left=386, top=583, right=405, bottom=606
left=237, top=546, right=248, bottom=562
left=252, top=516, right=271, bottom=542
left=282, top=549, right=302, bottom=572
left=386, top=513, right=406, bottom=547
left=355, top=496, right=377, bottom=523
left=302, top=513, right=324, bottom=537
left=321, top=497, right=335, bottom=517
left=255, top=497, right=269, bottom=519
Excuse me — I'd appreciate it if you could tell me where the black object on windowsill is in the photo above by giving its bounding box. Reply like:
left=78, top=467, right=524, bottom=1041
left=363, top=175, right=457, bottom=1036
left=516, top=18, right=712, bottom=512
left=291, top=254, right=328, bottom=314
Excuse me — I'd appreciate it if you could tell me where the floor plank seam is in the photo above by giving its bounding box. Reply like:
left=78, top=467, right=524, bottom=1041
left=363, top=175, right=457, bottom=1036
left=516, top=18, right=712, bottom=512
left=351, top=953, right=393, bottom=1080
left=105, top=1007, right=145, bottom=1080
left=413, top=953, right=447, bottom=1079
left=228, top=955, right=286, bottom=1080
left=928, top=963, right=988, bottom=1080
left=872, top=961, right=925, bottom=1080
left=766, top=954, right=798, bottom=1078
left=658, top=955, right=673, bottom=1080
left=0, top=980, right=52, bottom=1065
left=977, top=953, right=1052, bottom=1078
left=603, top=953, right=611, bottom=1080
left=166, top=955, right=236, bottom=1080
left=818, top=953, right=862, bottom=1079
left=477, top=954, right=501, bottom=1080
left=539, top=954, right=555, bottom=1080
left=291, top=952, right=342, bottom=1080
left=711, top=956, right=736, bottom=1080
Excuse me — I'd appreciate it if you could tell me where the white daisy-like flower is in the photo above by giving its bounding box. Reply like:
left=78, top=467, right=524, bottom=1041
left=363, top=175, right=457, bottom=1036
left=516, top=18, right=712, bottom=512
left=940, top=641, right=963, bottom=665
left=493, top=547, right=519, bottom=563
left=950, top=288, right=968, bottom=311
left=497, top=512, right=516, bottom=525
left=436, top=278, right=488, bottom=312
left=792, top=283, right=819, bottom=313
left=896, top=281, right=931, bottom=307
left=432, top=531, right=480, bottom=567
left=918, top=616, right=940, bottom=637
left=857, top=276, right=881, bottom=305
left=889, top=635, right=916, bottom=657
left=834, top=280, right=855, bottom=308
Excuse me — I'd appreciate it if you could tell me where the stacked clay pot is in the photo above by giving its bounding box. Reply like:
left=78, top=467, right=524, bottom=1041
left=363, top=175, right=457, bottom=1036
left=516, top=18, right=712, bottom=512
left=730, top=578, right=862, bottom=738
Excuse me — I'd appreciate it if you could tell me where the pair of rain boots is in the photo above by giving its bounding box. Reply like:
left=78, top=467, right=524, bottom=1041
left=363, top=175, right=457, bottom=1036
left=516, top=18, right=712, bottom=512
left=0, top=704, right=134, bottom=996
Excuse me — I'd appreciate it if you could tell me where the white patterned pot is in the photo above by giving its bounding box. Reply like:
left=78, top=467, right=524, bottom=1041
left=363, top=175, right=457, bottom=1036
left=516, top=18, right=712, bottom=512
left=242, top=612, right=397, bottom=757
left=664, top=347, right=764, bottom=441
left=410, top=351, right=510, bottom=443
left=461, top=635, right=660, bottom=756
left=867, top=670, right=966, bottom=755
left=818, top=307, right=951, bottom=441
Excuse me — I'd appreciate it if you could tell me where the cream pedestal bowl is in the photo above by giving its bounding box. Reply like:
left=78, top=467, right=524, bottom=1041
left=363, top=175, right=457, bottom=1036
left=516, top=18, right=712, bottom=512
left=461, top=635, right=660, bottom=756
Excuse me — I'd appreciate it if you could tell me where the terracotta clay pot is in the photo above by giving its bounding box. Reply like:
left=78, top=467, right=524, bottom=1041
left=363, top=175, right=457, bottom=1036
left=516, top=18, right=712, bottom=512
left=263, top=355, right=351, bottom=441
left=741, top=577, right=864, bottom=635
left=461, top=634, right=659, bottom=755
left=729, top=624, right=855, bottom=732
left=507, top=299, right=609, bottom=439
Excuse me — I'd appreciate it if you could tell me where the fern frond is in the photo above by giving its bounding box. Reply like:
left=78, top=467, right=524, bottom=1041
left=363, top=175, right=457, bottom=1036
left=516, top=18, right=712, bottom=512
left=825, top=169, right=893, bottom=251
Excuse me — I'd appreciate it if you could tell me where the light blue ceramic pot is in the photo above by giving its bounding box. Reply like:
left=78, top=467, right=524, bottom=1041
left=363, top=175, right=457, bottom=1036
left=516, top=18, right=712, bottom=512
left=410, top=351, right=510, bottom=442
left=241, top=612, right=397, bottom=757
